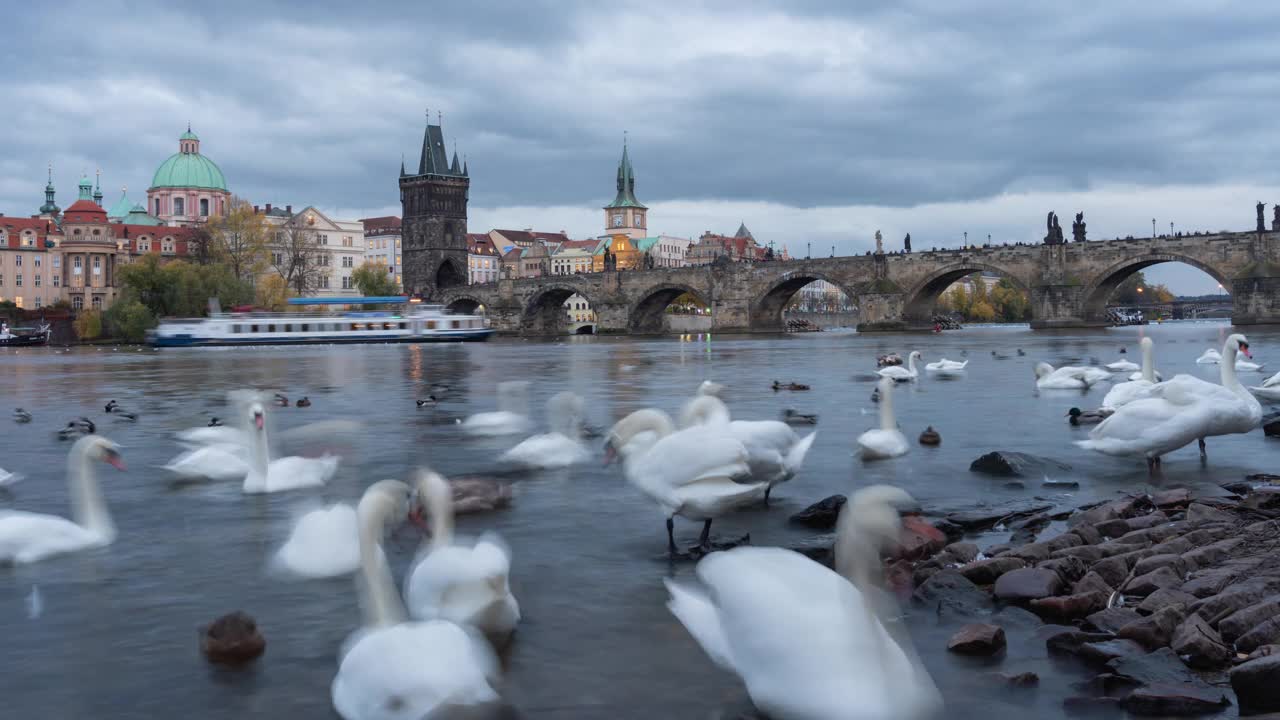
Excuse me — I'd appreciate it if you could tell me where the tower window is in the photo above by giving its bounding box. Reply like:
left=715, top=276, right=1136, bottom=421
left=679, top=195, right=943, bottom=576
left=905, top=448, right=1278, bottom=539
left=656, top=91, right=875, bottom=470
left=155, top=198, right=161, bottom=215
left=200, top=198, right=209, bottom=216
left=174, top=197, right=185, bottom=216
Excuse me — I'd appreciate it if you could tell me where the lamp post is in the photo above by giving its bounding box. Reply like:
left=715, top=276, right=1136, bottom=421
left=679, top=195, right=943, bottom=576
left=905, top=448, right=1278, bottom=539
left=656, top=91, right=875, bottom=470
left=806, top=241, right=811, bottom=259
left=1170, top=222, right=1174, bottom=236
left=964, top=231, right=968, bottom=246
left=1152, top=218, right=1156, bottom=238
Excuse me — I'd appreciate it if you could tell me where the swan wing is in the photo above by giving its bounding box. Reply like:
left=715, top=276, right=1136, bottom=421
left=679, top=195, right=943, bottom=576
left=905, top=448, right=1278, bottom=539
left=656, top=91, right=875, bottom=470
left=461, top=411, right=529, bottom=436
left=406, top=539, right=516, bottom=632
left=0, top=511, right=103, bottom=564
left=163, top=444, right=250, bottom=480
left=176, top=426, right=246, bottom=446
left=628, top=427, right=750, bottom=489
left=1261, top=371, right=1280, bottom=388
left=877, top=366, right=910, bottom=379
left=1250, top=385, right=1280, bottom=402
left=728, top=420, right=799, bottom=453
left=664, top=579, right=735, bottom=670
left=500, top=432, right=588, bottom=469
left=1100, top=379, right=1155, bottom=410
left=1106, top=360, right=1139, bottom=371
left=256, top=455, right=338, bottom=493
left=272, top=503, right=360, bottom=578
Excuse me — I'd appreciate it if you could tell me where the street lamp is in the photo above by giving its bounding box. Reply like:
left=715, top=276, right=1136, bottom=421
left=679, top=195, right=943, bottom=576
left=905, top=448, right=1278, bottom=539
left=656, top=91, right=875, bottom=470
left=1170, top=222, right=1174, bottom=236
left=1152, top=219, right=1156, bottom=238
left=964, top=231, right=968, bottom=245
left=806, top=241, right=811, bottom=259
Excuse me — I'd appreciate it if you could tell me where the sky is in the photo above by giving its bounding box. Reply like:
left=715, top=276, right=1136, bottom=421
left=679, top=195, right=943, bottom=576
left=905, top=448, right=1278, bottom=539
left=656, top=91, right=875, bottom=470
left=5, top=1, right=1279, bottom=295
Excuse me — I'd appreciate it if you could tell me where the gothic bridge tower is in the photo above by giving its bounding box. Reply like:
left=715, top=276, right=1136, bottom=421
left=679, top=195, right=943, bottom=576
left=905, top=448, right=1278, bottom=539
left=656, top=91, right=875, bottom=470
left=400, top=114, right=469, bottom=298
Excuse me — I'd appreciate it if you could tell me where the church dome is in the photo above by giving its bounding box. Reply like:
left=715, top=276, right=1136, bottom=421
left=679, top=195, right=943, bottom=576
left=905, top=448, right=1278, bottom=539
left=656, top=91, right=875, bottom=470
left=149, top=128, right=227, bottom=192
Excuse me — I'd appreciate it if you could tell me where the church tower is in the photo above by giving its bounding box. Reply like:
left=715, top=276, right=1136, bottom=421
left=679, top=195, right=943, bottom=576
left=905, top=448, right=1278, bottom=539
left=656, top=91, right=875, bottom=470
left=603, top=137, right=647, bottom=238
left=400, top=113, right=470, bottom=298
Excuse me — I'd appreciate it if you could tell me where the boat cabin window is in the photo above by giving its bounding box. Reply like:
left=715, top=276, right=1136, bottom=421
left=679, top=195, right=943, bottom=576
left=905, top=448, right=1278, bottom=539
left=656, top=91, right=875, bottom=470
left=398, top=322, right=407, bottom=330
left=232, top=325, right=243, bottom=334
left=450, top=320, right=460, bottom=329
left=268, top=324, right=276, bottom=333
left=427, top=321, right=437, bottom=330
left=300, top=324, right=309, bottom=332
left=284, top=324, right=293, bottom=332
left=251, top=324, right=260, bottom=333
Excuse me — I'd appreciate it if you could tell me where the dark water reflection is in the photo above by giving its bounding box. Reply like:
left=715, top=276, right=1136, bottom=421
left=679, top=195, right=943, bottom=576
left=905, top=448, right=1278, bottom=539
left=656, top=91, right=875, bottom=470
left=2, top=321, right=1275, bottom=718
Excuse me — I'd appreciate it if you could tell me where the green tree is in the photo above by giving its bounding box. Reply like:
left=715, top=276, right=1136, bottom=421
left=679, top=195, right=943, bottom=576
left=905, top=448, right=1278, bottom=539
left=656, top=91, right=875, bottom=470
left=1112, top=272, right=1151, bottom=305
left=968, top=299, right=997, bottom=323
left=73, top=310, right=102, bottom=340
left=351, top=262, right=400, bottom=297
left=117, top=255, right=252, bottom=319
left=103, top=299, right=155, bottom=342
left=210, top=197, right=269, bottom=282
left=990, top=278, right=1030, bottom=321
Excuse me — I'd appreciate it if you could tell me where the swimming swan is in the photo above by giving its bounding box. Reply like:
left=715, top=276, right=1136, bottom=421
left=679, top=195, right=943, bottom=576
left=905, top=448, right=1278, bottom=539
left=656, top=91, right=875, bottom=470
left=857, top=378, right=909, bottom=460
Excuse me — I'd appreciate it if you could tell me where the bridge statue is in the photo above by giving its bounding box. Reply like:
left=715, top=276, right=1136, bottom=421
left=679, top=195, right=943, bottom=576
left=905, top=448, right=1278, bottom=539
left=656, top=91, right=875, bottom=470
left=1072, top=211, right=1087, bottom=242
left=1258, top=201, right=1267, bottom=233
left=1044, top=212, right=1065, bottom=244
left=904, top=233, right=912, bottom=252
left=1273, top=204, right=1279, bottom=232
left=874, top=230, right=883, bottom=254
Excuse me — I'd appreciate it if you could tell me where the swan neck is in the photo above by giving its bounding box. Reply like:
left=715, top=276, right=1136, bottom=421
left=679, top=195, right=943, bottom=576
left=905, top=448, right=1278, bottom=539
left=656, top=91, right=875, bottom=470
left=69, top=441, right=114, bottom=539
left=356, top=495, right=406, bottom=627
left=1141, top=342, right=1154, bottom=382
left=679, top=395, right=729, bottom=428
left=1222, top=343, right=1241, bottom=389
left=616, top=410, right=675, bottom=445
left=428, top=492, right=454, bottom=552
left=244, top=424, right=270, bottom=492
left=908, top=353, right=917, bottom=373
left=879, top=385, right=895, bottom=431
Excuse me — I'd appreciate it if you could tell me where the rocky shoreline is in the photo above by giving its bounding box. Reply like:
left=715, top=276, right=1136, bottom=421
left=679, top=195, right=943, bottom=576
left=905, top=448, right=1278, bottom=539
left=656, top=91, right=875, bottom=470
left=794, top=469, right=1280, bottom=717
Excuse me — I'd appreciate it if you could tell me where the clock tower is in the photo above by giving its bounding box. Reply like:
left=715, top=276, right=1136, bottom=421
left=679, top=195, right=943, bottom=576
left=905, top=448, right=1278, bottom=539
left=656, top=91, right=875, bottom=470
left=603, top=138, right=647, bottom=238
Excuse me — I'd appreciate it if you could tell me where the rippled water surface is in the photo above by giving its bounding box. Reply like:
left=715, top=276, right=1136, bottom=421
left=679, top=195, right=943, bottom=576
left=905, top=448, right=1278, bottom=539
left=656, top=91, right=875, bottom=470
left=2, top=321, right=1276, bottom=719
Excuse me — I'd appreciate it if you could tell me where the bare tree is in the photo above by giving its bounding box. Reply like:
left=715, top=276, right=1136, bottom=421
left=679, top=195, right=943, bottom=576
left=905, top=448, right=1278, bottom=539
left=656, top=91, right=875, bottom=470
left=186, top=226, right=218, bottom=266
left=274, top=222, right=327, bottom=295
left=210, top=196, right=269, bottom=281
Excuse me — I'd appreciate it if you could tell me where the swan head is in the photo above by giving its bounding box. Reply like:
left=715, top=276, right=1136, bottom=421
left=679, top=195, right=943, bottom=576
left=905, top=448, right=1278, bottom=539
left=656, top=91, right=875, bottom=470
left=835, top=485, right=920, bottom=588
left=75, top=435, right=126, bottom=470
left=697, top=380, right=725, bottom=398
left=1034, top=362, right=1054, bottom=379
left=604, top=409, right=672, bottom=464
left=908, top=350, right=922, bottom=362
left=1140, top=337, right=1153, bottom=351
left=247, top=403, right=266, bottom=432
left=408, top=468, right=452, bottom=531
left=1226, top=333, right=1251, bottom=360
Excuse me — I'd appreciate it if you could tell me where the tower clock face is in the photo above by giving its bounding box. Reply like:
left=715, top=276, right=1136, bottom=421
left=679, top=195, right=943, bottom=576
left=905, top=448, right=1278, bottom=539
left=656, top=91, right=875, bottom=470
left=612, top=214, right=623, bottom=227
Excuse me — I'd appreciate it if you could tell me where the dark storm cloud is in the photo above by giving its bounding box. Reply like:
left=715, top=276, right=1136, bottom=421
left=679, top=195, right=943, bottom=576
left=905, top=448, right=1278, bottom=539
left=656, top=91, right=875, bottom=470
left=3, top=0, right=1279, bottom=229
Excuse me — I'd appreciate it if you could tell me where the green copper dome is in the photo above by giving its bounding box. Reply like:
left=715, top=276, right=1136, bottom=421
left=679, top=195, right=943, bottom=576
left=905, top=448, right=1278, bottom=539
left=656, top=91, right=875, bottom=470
left=150, top=151, right=226, bottom=191
left=107, top=189, right=133, bottom=218
left=180, top=128, right=199, bottom=141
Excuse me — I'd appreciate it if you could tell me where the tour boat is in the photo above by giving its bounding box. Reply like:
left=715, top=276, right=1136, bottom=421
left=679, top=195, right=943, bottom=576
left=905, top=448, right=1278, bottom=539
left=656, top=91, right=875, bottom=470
left=147, top=298, right=493, bottom=347
left=0, top=321, right=51, bottom=347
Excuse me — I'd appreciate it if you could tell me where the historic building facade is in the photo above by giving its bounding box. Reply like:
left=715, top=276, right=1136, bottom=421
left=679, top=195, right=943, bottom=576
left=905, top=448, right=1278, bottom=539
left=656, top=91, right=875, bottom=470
left=147, top=127, right=230, bottom=226
left=259, top=205, right=365, bottom=296
left=361, top=216, right=403, bottom=288
left=466, top=233, right=500, bottom=284
left=399, top=119, right=469, bottom=298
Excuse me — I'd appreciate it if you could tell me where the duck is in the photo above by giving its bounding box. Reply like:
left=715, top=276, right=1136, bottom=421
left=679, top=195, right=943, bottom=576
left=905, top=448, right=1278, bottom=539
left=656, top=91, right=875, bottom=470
left=200, top=611, right=266, bottom=665
left=331, top=479, right=501, bottom=720
left=272, top=503, right=362, bottom=579
left=242, top=403, right=339, bottom=494
left=461, top=381, right=531, bottom=436
left=1016, top=349, right=1026, bottom=356
left=1196, top=348, right=1222, bottom=364
left=663, top=485, right=940, bottom=720
left=445, top=476, right=514, bottom=514
left=679, top=395, right=817, bottom=504
left=1034, top=362, right=1111, bottom=390
left=273, top=393, right=289, bottom=407
left=13, top=408, right=32, bottom=423
left=112, top=410, right=138, bottom=422
left=416, top=396, right=439, bottom=408
left=991, top=351, right=1008, bottom=359
left=606, top=409, right=763, bottom=556
left=1067, top=407, right=1113, bottom=426
left=404, top=469, right=521, bottom=644
left=781, top=409, right=818, bottom=426
left=772, top=380, right=811, bottom=391
left=296, top=397, right=312, bottom=408
left=208, top=417, right=223, bottom=427
left=1102, top=337, right=1160, bottom=410
left=104, top=399, right=120, bottom=413
left=0, top=436, right=125, bottom=563
left=918, top=426, right=941, bottom=445
left=924, top=358, right=967, bottom=377
left=1078, top=334, right=1263, bottom=468
left=500, top=391, right=589, bottom=469
left=877, top=351, right=921, bottom=382
left=56, top=417, right=95, bottom=441
left=858, top=378, right=909, bottom=460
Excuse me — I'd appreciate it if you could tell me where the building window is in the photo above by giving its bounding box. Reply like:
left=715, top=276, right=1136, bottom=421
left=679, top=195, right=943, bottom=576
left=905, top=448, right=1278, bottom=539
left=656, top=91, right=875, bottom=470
left=53, top=255, right=60, bottom=268
left=342, top=236, right=353, bottom=247
left=320, top=255, right=330, bottom=267
left=34, top=296, right=41, bottom=309
left=321, top=276, right=330, bottom=289
left=92, top=296, right=102, bottom=310
left=200, top=198, right=209, bottom=216
left=34, top=274, right=40, bottom=287
left=93, top=257, right=101, bottom=275
left=73, top=295, right=83, bottom=310
left=272, top=252, right=282, bottom=266
left=52, top=274, right=59, bottom=287
left=342, top=276, right=351, bottom=289
left=33, top=256, right=41, bottom=267
left=92, top=229, right=100, bottom=236
left=73, top=256, right=82, bottom=272
left=162, top=238, right=174, bottom=254
left=320, top=234, right=329, bottom=245
left=173, top=197, right=185, bottom=216
left=155, top=198, right=162, bottom=215
left=14, top=255, right=21, bottom=267
left=342, top=256, right=353, bottom=268
left=14, top=274, right=20, bottom=287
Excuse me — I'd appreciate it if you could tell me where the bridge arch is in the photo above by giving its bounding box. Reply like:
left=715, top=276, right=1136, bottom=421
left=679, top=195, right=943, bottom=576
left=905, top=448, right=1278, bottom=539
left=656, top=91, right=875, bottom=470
left=435, top=258, right=467, bottom=292
left=628, top=282, right=712, bottom=334
left=522, top=283, right=597, bottom=336
left=442, top=293, right=487, bottom=315
left=1080, top=253, right=1230, bottom=321
left=903, top=262, right=1030, bottom=325
left=751, top=271, right=858, bottom=331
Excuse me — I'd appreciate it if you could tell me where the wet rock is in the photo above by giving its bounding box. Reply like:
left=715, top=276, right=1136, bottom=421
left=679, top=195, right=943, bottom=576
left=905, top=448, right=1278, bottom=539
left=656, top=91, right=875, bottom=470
left=913, top=570, right=992, bottom=616
left=1072, top=524, right=1103, bottom=545
left=1045, top=628, right=1115, bottom=655
left=1181, top=537, right=1244, bottom=570
left=1126, top=512, right=1171, bottom=531
left=1186, top=503, right=1234, bottom=524
left=200, top=611, right=266, bottom=665
left=788, top=494, right=845, bottom=529
left=1247, top=471, right=1280, bottom=483
left=1078, top=639, right=1148, bottom=666
left=969, top=451, right=1071, bottom=478
left=1117, top=605, right=1185, bottom=650
left=899, top=519, right=947, bottom=561
left=1182, top=568, right=1245, bottom=599
left=1039, top=556, right=1089, bottom=584
left=993, top=605, right=1043, bottom=629
left=1182, top=525, right=1233, bottom=547
left=1123, top=566, right=1183, bottom=597
left=947, top=623, right=1007, bottom=656
left=1219, top=596, right=1280, bottom=642
left=994, top=568, right=1063, bottom=601
left=1087, top=607, right=1142, bottom=634
left=1089, top=557, right=1131, bottom=589
left=960, top=557, right=1027, bottom=585
left=1222, top=480, right=1255, bottom=496
left=1137, top=587, right=1197, bottom=616
left=1152, top=488, right=1192, bottom=508
left=1115, top=524, right=1182, bottom=546
left=1243, top=487, right=1280, bottom=511
left=1171, top=614, right=1233, bottom=669
left=1193, top=577, right=1280, bottom=621
left=1120, top=684, right=1230, bottom=716
left=943, top=542, right=980, bottom=565
left=1133, top=553, right=1188, bottom=578
left=1053, top=545, right=1109, bottom=564
left=1238, top=616, right=1280, bottom=654
left=992, top=671, right=1039, bottom=687
left=946, top=500, right=1055, bottom=531
left=1148, top=537, right=1194, bottom=556
left=1108, top=647, right=1210, bottom=687
left=933, top=518, right=966, bottom=543
left=1031, top=591, right=1109, bottom=621
left=1263, top=412, right=1280, bottom=437
left=1230, top=655, right=1280, bottom=715
left=1070, top=499, right=1130, bottom=529
left=1093, top=518, right=1132, bottom=538
left=1074, top=571, right=1115, bottom=597
left=1062, top=696, right=1123, bottom=716
left=1247, top=644, right=1280, bottom=661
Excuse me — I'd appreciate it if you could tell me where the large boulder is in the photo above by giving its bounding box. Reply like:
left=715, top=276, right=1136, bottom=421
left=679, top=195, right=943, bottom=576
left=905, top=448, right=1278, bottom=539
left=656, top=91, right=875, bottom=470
left=913, top=570, right=992, bottom=616
left=1073, top=571, right=1114, bottom=597
left=1120, top=684, right=1230, bottom=716
left=969, top=451, right=1071, bottom=477
left=959, top=556, right=1027, bottom=585
left=1181, top=537, right=1244, bottom=570
left=1077, top=639, right=1147, bottom=666
left=994, top=568, right=1063, bottom=601
left=947, top=623, right=1007, bottom=656
left=1030, top=591, right=1108, bottom=621
left=1220, top=596, right=1280, bottom=642
left=946, top=500, right=1054, bottom=531
left=788, top=494, right=845, bottom=529
left=1044, top=628, right=1113, bottom=655
left=1230, top=654, right=1280, bottom=715
left=1108, top=647, right=1211, bottom=687
left=1238, top=617, right=1280, bottom=654
left=1137, top=587, right=1197, bottom=616
left=1116, top=605, right=1185, bottom=650
left=1194, top=578, right=1280, bottom=624
left=1171, top=614, right=1233, bottom=669
left=1087, top=607, right=1142, bottom=634
left=1123, top=566, right=1183, bottom=597
left=1133, top=553, right=1188, bottom=578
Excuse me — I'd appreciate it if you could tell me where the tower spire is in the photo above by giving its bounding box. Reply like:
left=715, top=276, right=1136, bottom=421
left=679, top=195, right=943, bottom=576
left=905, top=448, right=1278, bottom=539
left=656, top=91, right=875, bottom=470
left=40, top=162, right=60, bottom=216
left=93, top=168, right=104, bottom=206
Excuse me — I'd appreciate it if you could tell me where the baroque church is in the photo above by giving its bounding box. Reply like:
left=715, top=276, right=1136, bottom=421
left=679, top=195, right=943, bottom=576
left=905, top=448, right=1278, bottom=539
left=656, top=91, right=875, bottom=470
left=399, top=116, right=469, bottom=298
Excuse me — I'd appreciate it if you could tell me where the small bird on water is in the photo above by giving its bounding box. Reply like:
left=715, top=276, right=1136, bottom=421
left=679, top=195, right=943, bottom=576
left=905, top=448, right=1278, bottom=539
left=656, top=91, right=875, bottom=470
left=1067, top=407, right=1113, bottom=426
left=208, top=417, right=223, bottom=427
left=296, top=397, right=311, bottom=408
left=918, top=426, right=941, bottom=446
left=13, top=408, right=32, bottom=423
left=416, top=396, right=438, bottom=408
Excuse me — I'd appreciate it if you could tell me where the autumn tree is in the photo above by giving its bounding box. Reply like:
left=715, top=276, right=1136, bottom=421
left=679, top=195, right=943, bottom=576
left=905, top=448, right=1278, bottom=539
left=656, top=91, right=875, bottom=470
left=210, top=197, right=269, bottom=282
left=351, top=261, right=400, bottom=297
left=255, top=274, right=291, bottom=311
left=274, top=223, right=328, bottom=296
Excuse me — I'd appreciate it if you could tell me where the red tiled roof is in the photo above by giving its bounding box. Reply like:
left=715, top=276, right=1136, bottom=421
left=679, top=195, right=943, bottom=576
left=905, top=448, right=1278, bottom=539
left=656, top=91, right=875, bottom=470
left=492, top=229, right=570, bottom=246
left=0, top=217, right=55, bottom=249
left=361, top=216, right=401, bottom=233
left=467, top=233, right=499, bottom=256
left=559, top=239, right=599, bottom=250
left=62, top=199, right=109, bottom=222
left=501, top=247, right=523, bottom=261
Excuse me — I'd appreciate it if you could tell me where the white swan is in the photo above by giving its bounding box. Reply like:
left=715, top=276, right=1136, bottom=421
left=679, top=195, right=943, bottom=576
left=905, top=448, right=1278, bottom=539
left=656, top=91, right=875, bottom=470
left=1102, top=337, right=1159, bottom=410
left=877, top=351, right=920, bottom=382
left=163, top=442, right=251, bottom=481
left=1034, top=362, right=1111, bottom=390
left=679, top=395, right=816, bottom=504
left=924, top=358, right=967, bottom=377
left=0, top=436, right=124, bottom=564
left=1250, top=370, right=1280, bottom=400
left=1106, top=358, right=1140, bottom=372
left=1128, top=369, right=1163, bottom=382
left=1196, top=348, right=1222, bottom=364
left=461, top=381, right=530, bottom=436
left=242, top=403, right=339, bottom=494
left=272, top=503, right=360, bottom=579
left=1079, top=333, right=1263, bottom=467
left=404, top=470, right=520, bottom=643
left=332, top=480, right=500, bottom=720
left=664, top=485, right=940, bottom=720
left=607, top=409, right=764, bottom=556
left=1236, top=357, right=1266, bottom=372
left=697, top=380, right=726, bottom=398
left=0, top=467, right=23, bottom=488
left=499, top=391, right=589, bottom=469
left=858, top=378, right=909, bottom=460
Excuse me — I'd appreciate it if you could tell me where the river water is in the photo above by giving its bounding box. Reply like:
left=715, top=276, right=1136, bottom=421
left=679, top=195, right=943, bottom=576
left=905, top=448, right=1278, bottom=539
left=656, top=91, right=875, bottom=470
left=1, top=321, right=1274, bottom=719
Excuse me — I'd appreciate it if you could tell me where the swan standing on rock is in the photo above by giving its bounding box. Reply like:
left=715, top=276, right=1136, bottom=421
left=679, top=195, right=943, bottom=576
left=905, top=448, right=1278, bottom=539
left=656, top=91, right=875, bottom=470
left=858, top=378, right=908, bottom=460
left=462, top=381, right=531, bottom=436
left=332, top=480, right=500, bottom=720
left=606, top=409, right=763, bottom=556
left=924, top=358, right=967, bottom=377
left=242, top=403, right=339, bottom=494
left=1078, top=333, right=1263, bottom=468
left=500, top=391, right=589, bottom=469
left=679, top=394, right=816, bottom=504
left=1034, top=362, right=1111, bottom=390
left=663, top=485, right=940, bottom=720
left=0, top=436, right=124, bottom=564
left=1102, top=337, right=1159, bottom=410
left=404, top=470, right=520, bottom=644
left=877, top=351, right=921, bottom=382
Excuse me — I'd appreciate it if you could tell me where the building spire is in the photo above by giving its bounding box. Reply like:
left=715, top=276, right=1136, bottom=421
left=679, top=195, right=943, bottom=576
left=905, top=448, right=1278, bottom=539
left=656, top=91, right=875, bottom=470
left=400, top=153, right=406, bottom=177
left=40, top=162, right=59, bottom=216
left=463, top=154, right=468, bottom=176
left=93, top=168, right=104, bottom=206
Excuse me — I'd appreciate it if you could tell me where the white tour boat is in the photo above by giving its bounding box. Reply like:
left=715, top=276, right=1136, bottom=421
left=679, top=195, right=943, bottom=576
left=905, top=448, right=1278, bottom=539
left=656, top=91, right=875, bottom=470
left=147, top=297, right=493, bottom=347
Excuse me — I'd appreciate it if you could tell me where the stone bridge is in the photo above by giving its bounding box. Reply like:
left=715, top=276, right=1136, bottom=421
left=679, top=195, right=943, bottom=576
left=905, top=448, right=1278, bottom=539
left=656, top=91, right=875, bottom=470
left=438, top=230, right=1280, bottom=335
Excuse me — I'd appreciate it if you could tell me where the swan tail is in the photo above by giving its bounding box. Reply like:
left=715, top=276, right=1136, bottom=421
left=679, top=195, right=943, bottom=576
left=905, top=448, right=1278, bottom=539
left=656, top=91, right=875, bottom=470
left=783, top=431, right=817, bottom=475
left=663, top=578, right=734, bottom=670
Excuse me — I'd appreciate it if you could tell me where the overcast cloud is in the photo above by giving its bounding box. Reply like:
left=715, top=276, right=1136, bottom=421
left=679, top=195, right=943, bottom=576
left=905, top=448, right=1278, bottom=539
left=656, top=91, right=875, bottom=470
left=4, top=0, right=1279, bottom=293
